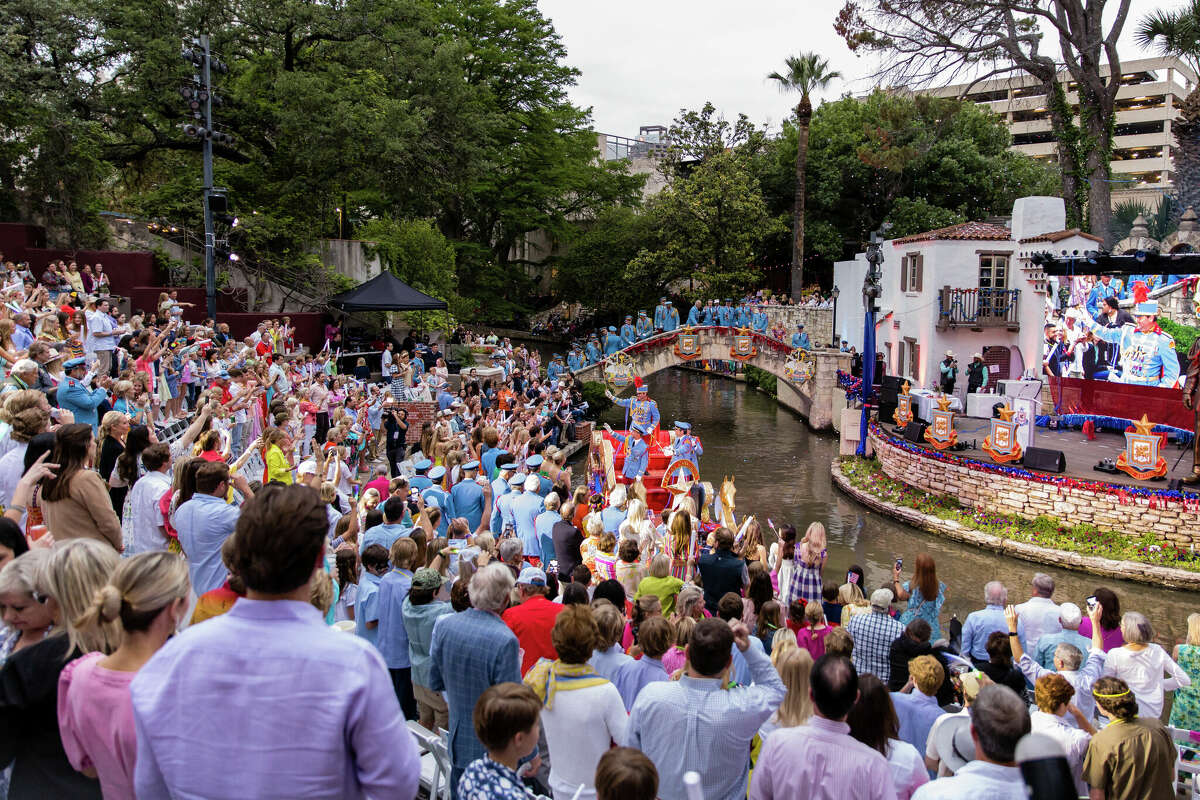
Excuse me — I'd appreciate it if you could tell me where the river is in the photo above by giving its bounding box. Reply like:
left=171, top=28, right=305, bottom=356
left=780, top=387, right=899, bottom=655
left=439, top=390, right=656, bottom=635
left=592, top=368, right=1199, bottom=645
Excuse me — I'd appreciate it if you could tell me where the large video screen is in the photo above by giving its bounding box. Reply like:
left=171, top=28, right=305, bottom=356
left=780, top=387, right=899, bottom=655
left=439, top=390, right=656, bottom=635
left=1043, top=274, right=1192, bottom=389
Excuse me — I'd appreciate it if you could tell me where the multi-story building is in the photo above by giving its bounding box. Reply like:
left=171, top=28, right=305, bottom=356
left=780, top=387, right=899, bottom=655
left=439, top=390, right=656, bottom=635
left=923, top=57, right=1197, bottom=206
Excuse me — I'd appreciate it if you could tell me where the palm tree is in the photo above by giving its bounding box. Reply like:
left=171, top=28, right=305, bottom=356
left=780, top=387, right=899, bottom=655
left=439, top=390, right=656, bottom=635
left=768, top=53, right=840, bottom=301
left=1137, top=2, right=1200, bottom=216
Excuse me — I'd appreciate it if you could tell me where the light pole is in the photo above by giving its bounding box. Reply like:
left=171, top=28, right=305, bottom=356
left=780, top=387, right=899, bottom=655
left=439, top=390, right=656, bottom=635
left=857, top=226, right=888, bottom=456
left=830, top=285, right=840, bottom=348
left=181, top=36, right=232, bottom=320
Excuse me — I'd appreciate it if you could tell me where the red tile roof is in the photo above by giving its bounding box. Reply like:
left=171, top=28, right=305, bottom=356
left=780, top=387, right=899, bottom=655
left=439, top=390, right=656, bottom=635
left=892, top=221, right=1012, bottom=245
left=1018, top=228, right=1104, bottom=244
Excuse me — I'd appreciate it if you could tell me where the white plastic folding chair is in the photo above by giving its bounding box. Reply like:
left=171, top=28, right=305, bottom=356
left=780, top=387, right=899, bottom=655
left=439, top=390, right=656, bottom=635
left=1168, top=726, right=1200, bottom=799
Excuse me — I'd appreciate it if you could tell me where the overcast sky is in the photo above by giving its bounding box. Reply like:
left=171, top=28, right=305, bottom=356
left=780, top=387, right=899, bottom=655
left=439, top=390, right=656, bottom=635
left=536, top=0, right=1174, bottom=138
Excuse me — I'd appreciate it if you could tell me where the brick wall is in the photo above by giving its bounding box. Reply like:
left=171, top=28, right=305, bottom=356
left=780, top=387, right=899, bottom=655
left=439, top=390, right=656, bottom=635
left=398, top=402, right=438, bottom=439
left=871, top=429, right=1200, bottom=546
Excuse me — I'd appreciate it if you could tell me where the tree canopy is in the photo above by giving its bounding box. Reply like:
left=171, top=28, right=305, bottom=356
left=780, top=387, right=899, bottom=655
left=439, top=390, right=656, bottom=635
left=0, top=0, right=642, bottom=319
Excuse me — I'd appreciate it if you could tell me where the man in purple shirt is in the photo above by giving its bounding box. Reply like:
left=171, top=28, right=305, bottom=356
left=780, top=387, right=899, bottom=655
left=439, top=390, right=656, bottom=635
left=751, top=655, right=897, bottom=800
left=130, top=484, right=419, bottom=800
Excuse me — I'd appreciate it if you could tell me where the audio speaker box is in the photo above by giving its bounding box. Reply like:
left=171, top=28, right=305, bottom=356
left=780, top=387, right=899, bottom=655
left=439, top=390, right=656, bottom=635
left=1024, top=446, right=1066, bottom=473
left=904, top=421, right=929, bottom=443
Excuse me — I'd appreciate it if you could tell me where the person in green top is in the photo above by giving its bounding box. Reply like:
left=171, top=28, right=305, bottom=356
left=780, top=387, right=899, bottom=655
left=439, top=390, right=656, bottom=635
left=635, top=554, right=684, bottom=617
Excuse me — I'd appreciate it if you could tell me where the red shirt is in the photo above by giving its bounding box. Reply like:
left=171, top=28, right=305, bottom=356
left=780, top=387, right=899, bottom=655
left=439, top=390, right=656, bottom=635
left=502, top=595, right=565, bottom=675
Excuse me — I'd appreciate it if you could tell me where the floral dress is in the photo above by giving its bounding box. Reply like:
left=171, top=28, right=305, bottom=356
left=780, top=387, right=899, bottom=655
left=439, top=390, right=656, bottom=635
left=898, top=581, right=947, bottom=641
left=1170, top=644, right=1200, bottom=731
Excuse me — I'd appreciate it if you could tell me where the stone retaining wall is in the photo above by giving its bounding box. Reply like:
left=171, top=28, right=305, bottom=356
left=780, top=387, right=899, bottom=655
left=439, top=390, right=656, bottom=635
left=869, top=429, right=1200, bottom=547
left=831, top=460, right=1200, bottom=591
left=765, top=307, right=834, bottom=346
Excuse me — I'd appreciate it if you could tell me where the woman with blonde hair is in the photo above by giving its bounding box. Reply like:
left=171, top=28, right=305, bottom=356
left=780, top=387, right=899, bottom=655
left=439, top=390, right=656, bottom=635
left=0, top=549, right=54, bottom=661
left=770, top=627, right=798, bottom=669
left=58, top=552, right=190, bottom=799
left=759, top=647, right=813, bottom=739
left=667, top=509, right=697, bottom=581
left=838, top=582, right=871, bottom=622
left=735, top=517, right=768, bottom=568
left=0, top=318, right=21, bottom=366
left=1171, top=613, right=1200, bottom=730
left=634, top=553, right=684, bottom=616
left=661, top=615, right=695, bottom=675
left=789, top=520, right=827, bottom=604
left=0, top=540, right=119, bottom=798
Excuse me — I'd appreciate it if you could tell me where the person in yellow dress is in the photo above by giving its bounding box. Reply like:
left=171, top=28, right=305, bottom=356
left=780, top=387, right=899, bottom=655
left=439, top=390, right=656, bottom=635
left=261, top=428, right=294, bottom=485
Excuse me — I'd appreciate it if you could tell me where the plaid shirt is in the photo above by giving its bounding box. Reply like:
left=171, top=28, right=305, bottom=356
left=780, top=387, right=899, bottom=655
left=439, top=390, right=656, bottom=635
left=429, top=609, right=521, bottom=770
left=845, top=609, right=904, bottom=684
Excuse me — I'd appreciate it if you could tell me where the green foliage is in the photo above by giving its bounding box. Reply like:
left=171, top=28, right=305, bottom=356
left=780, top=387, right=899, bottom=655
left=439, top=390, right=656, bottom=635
left=885, top=198, right=966, bottom=240
left=1159, top=318, right=1199, bottom=358
left=1136, top=1, right=1200, bottom=78
left=758, top=91, right=1060, bottom=264
left=580, top=381, right=612, bottom=418
left=0, top=0, right=639, bottom=317
left=743, top=365, right=778, bottom=396
left=1110, top=196, right=1176, bottom=243
left=841, top=457, right=1200, bottom=572
left=554, top=207, right=658, bottom=315
left=766, top=54, right=842, bottom=110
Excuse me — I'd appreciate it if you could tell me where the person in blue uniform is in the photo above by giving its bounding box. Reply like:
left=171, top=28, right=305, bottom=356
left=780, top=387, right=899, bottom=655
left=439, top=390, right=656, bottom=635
left=666, top=420, right=702, bottom=481
left=687, top=300, right=702, bottom=327
left=1086, top=276, right=1118, bottom=322
left=1078, top=296, right=1180, bottom=387
left=736, top=302, right=751, bottom=329
left=653, top=297, right=670, bottom=332
left=718, top=300, right=735, bottom=327
left=605, top=423, right=650, bottom=483
left=605, top=383, right=660, bottom=435
left=57, top=357, right=109, bottom=432
left=586, top=335, right=602, bottom=365
left=567, top=347, right=583, bottom=373
left=701, top=300, right=716, bottom=326
left=546, top=355, right=563, bottom=384
left=790, top=323, right=811, bottom=351
left=751, top=307, right=768, bottom=334
left=422, top=466, right=455, bottom=536
left=636, top=310, right=654, bottom=340
left=603, top=327, right=622, bottom=356
left=662, top=301, right=679, bottom=332
left=620, top=316, right=637, bottom=348
left=409, top=459, right=434, bottom=492
left=490, top=460, right=515, bottom=535
left=449, top=462, right=486, bottom=535
left=525, top=453, right=552, bottom=496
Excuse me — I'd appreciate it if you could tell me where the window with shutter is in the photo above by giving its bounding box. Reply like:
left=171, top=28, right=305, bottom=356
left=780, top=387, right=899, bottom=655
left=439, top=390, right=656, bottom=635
left=900, top=255, right=909, bottom=292
left=915, top=254, right=924, bottom=292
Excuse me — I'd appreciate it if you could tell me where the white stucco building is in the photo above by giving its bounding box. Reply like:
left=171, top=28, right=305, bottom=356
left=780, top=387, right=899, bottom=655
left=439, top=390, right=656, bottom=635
left=833, top=197, right=1100, bottom=395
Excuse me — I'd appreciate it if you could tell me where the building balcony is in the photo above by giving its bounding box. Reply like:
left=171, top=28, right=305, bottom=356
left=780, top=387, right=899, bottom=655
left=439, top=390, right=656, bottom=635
left=937, top=287, right=1021, bottom=331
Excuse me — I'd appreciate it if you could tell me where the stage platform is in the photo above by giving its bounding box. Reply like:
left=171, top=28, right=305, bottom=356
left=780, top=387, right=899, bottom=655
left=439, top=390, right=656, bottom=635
left=885, top=417, right=1197, bottom=490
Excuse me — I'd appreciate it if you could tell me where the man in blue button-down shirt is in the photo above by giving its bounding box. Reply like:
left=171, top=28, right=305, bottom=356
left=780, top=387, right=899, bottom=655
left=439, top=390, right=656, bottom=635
left=174, top=462, right=247, bottom=595
left=377, top=537, right=418, bottom=719
left=961, top=581, right=1024, bottom=665
left=625, top=618, right=784, bottom=800
left=891, top=654, right=946, bottom=756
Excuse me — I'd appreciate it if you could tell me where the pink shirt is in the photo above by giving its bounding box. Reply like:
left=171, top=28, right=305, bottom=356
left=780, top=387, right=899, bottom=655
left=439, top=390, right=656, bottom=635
left=58, top=652, right=138, bottom=800
left=751, top=716, right=898, bottom=800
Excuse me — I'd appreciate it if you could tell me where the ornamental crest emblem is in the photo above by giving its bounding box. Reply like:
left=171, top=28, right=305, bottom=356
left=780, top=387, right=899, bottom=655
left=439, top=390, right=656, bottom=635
left=674, top=329, right=703, bottom=361
left=981, top=404, right=1023, bottom=463
left=604, top=352, right=637, bottom=389
left=923, top=394, right=959, bottom=450
left=783, top=349, right=814, bottom=383
left=1116, top=414, right=1168, bottom=480
left=893, top=381, right=913, bottom=428
left=730, top=328, right=758, bottom=362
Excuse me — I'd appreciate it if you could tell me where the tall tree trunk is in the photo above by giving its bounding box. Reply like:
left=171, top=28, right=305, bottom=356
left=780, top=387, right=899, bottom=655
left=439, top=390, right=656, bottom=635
left=792, top=96, right=812, bottom=301
left=1174, top=88, right=1200, bottom=219
left=1082, top=85, right=1114, bottom=241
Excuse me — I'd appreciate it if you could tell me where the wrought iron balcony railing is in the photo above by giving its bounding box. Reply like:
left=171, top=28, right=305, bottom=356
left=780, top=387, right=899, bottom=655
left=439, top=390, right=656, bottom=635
left=937, top=287, right=1021, bottom=330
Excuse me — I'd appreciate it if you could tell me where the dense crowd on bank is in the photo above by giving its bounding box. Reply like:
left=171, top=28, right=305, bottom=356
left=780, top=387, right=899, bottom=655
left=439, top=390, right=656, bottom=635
left=0, top=263, right=1195, bottom=800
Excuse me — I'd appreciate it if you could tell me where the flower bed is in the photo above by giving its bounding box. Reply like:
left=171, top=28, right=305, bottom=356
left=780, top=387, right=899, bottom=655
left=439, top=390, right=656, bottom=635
left=840, top=457, right=1200, bottom=573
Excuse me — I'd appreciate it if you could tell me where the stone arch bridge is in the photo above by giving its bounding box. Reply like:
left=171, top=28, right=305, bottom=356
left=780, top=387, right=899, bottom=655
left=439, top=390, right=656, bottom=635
left=574, top=327, right=851, bottom=430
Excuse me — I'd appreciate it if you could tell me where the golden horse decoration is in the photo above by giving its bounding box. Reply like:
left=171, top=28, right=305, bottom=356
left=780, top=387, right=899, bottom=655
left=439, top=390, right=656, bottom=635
left=717, top=475, right=737, bottom=529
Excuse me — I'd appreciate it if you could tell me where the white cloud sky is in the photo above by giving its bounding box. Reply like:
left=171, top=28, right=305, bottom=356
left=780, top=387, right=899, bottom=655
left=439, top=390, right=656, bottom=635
left=536, top=0, right=1174, bottom=138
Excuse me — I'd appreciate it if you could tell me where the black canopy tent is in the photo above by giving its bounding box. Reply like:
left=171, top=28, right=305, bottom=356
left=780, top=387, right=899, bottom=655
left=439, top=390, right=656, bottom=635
left=327, top=272, right=449, bottom=373
left=327, top=270, right=448, bottom=311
